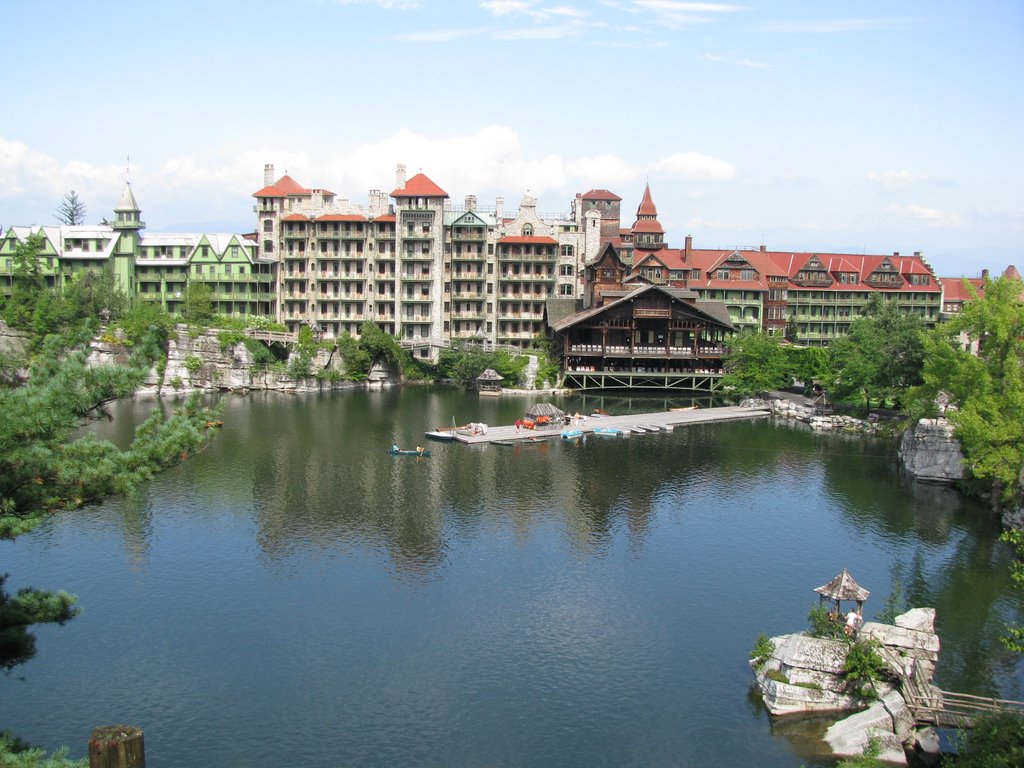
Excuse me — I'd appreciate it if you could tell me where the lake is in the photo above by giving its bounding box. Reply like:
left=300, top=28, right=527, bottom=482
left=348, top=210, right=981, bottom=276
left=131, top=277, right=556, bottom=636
left=2, top=387, right=1022, bottom=767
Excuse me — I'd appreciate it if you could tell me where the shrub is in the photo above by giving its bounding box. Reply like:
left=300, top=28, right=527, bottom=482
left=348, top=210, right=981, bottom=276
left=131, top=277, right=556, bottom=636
left=765, top=668, right=789, bottom=684
left=842, top=638, right=888, bottom=699
left=953, top=712, right=1024, bottom=768
left=836, top=736, right=885, bottom=768
left=184, top=355, right=203, bottom=375
left=750, top=633, right=775, bottom=671
left=808, top=604, right=844, bottom=639
left=169, top=376, right=183, bottom=390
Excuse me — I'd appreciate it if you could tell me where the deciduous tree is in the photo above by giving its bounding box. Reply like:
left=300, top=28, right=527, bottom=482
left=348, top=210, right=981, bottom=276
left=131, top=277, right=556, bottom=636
left=721, top=331, right=791, bottom=396
left=913, top=275, right=1024, bottom=507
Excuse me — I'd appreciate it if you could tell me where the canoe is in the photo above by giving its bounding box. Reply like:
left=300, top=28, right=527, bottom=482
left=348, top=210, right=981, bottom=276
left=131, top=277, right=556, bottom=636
left=561, top=429, right=584, bottom=440
left=492, top=440, right=516, bottom=446
left=389, top=448, right=431, bottom=456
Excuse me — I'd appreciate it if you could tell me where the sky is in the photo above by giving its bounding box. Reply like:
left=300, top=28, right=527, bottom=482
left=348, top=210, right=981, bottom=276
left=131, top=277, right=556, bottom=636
left=1, top=0, right=1021, bottom=277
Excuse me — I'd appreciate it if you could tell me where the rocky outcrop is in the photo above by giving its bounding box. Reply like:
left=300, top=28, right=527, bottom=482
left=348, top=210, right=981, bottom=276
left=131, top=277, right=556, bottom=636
left=740, top=397, right=885, bottom=435
left=140, top=325, right=385, bottom=395
left=898, top=419, right=965, bottom=485
left=751, top=608, right=942, bottom=766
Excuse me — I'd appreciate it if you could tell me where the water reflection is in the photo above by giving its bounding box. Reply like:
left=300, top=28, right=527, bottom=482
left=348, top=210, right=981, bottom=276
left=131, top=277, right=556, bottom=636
left=32, top=387, right=1020, bottom=768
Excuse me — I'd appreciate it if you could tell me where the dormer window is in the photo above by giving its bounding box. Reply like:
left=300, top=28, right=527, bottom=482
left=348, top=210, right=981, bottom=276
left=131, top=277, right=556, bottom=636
left=523, top=224, right=533, bottom=236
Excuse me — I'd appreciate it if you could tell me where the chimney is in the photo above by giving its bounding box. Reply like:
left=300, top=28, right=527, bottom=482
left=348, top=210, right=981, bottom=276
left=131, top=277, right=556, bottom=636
left=760, top=244, right=767, bottom=252
left=264, top=164, right=274, bottom=186
left=465, top=195, right=476, bottom=211
left=496, top=196, right=504, bottom=218
left=893, top=251, right=900, bottom=257
left=396, top=163, right=406, bottom=191
left=982, top=268, right=990, bottom=279
left=913, top=251, right=921, bottom=257
left=684, top=235, right=693, bottom=262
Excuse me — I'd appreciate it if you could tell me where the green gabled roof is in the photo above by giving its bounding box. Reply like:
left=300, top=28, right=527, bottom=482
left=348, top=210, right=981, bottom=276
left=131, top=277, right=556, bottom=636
left=190, top=235, right=219, bottom=261
left=452, top=210, right=487, bottom=227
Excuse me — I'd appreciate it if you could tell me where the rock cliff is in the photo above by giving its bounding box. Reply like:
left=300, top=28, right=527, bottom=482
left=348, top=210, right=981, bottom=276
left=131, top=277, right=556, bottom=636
left=897, top=419, right=965, bottom=485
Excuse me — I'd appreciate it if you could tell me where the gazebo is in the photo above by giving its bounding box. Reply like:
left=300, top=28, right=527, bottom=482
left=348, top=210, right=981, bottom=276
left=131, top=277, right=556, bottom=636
left=476, top=368, right=504, bottom=396
left=814, top=568, right=870, bottom=616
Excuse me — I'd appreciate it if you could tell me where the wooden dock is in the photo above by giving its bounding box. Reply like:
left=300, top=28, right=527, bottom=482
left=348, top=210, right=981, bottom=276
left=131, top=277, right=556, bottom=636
left=437, top=405, right=771, bottom=445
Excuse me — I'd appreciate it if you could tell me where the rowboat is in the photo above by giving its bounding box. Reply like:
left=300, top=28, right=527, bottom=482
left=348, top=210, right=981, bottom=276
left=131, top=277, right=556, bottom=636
left=389, top=447, right=431, bottom=456
left=593, top=426, right=622, bottom=436
left=492, top=440, right=516, bottom=446
left=561, top=429, right=584, bottom=440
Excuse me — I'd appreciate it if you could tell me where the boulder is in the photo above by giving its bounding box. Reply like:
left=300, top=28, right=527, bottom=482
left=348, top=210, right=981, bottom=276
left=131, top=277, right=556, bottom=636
left=824, top=696, right=908, bottom=765
left=898, top=419, right=965, bottom=485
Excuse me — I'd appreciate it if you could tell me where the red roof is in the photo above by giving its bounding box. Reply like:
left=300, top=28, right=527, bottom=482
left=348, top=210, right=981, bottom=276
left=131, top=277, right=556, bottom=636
left=274, top=174, right=308, bottom=195
left=253, top=174, right=312, bottom=198
left=316, top=214, right=367, bottom=222
left=498, top=236, right=559, bottom=245
left=253, top=185, right=285, bottom=198
left=632, top=218, right=664, bottom=234
left=373, top=214, right=396, bottom=223
left=391, top=172, right=448, bottom=198
left=281, top=214, right=310, bottom=222
left=940, top=278, right=984, bottom=303
left=636, top=183, right=658, bottom=216
left=582, top=189, right=622, bottom=201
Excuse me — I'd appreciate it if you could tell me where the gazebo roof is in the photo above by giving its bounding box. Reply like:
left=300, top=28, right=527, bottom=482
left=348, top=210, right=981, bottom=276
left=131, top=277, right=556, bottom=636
left=526, top=403, right=564, bottom=419
left=476, top=368, right=504, bottom=381
left=814, top=568, right=870, bottom=602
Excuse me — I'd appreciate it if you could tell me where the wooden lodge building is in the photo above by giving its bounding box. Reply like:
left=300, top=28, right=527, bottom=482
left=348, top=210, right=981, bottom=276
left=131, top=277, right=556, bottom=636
left=549, top=241, right=734, bottom=391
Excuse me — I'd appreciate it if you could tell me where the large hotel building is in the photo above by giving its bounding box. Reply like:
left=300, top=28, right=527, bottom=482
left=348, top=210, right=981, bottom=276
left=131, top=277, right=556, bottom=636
left=3, top=162, right=984, bottom=359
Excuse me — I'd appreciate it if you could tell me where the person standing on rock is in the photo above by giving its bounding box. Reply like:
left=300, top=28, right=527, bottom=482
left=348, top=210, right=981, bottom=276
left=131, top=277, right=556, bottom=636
left=845, top=608, right=862, bottom=635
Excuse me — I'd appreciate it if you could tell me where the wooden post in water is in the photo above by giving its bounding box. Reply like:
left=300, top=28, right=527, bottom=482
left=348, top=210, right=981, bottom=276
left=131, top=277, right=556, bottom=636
left=89, top=726, right=145, bottom=768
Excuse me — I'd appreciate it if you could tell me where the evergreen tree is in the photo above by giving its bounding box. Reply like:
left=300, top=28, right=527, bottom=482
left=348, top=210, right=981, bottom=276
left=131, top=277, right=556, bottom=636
left=54, top=191, right=86, bottom=226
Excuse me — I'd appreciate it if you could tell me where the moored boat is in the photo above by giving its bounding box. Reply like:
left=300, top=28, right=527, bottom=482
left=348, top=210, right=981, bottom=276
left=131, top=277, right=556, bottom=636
left=425, top=430, right=456, bottom=441
left=561, top=429, right=584, bottom=440
left=593, top=426, right=622, bottom=436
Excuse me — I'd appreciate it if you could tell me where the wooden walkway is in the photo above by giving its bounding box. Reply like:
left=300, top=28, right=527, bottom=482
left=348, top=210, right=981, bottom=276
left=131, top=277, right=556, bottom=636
left=898, top=664, right=1024, bottom=729
left=432, top=405, right=770, bottom=445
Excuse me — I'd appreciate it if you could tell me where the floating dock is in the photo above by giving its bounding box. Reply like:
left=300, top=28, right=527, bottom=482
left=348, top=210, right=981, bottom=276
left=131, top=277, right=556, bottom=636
left=444, top=405, right=771, bottom=445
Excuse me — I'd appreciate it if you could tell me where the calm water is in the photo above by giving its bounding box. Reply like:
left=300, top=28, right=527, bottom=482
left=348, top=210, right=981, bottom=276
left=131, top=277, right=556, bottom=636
left=2, top=388, right=1022, bottom=767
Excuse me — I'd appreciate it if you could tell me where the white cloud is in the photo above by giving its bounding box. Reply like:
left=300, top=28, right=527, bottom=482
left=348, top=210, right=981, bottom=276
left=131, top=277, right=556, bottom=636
left=333, top=0, right=420, bottom=9
left=702, top=52, right=767, bottom=68
left=479, top=0, right=586, bottom=23
left=494, top=23, right=585, bottom=39
left=867, top=169, right=929, bottom=188
left=648, top=151, right=736, bottom=180
left=887, top=203, right=962, bottom=227
left=632, top=0, right=743, bottom=28
left=392, top=27, right=487, bottom=42
left=764, top=18, right=908, bottom=34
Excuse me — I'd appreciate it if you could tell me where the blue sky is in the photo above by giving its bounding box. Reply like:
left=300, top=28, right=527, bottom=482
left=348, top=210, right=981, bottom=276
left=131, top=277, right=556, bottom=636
left=1, top=0, right=1021, bottom=276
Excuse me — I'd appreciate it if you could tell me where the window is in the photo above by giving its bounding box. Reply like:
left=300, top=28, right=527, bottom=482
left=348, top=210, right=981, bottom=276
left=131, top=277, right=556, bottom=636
left=560, top=264, right=574, bottom=276
left=561, top=245, right=573, bottom=257
left=717, top=269, right=729, bottom=280
left=523, top=224, right=533, bottom=236
left=263, top=220, right=273, bottom=232
left=741, top=269, right=755, bottom=281
left=559, top=283, right=573, bottom=296
left=263, top=241, right=274, bottom=253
